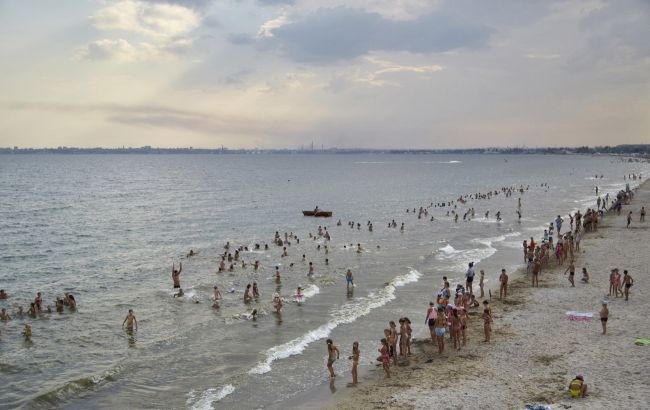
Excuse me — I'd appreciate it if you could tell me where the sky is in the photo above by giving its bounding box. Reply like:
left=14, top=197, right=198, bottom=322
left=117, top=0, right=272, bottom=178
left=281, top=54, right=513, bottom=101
left=0, top=0, right=649, bottom=149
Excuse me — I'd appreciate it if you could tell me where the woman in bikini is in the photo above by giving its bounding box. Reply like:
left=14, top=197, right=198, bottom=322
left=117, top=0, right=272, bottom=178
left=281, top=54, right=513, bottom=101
left=376, top=338, right=391, bottom=378
left=326, top=339, right=340, bottom=378
left=459, top=307, right=469, bottom=346
left=350, top=341, right=360, bottom=385
left=482, top=301, right=493, bottom=343
left=451, top=308, right=462, bottom=351
left=434, top=307, right=447, bottom=355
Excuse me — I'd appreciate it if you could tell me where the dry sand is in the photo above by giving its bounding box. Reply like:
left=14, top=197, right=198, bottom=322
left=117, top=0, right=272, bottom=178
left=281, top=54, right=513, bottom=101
left=327, top=181, right=650, bottom=410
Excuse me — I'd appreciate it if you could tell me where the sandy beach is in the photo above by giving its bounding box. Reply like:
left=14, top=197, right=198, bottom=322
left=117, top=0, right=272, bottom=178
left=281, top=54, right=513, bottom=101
left=328, top=180, right=650, bottom=410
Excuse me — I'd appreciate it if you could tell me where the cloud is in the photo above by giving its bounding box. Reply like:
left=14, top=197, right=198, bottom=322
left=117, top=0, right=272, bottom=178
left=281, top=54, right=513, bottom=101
left=227, top=33, right=255, bottom=45
left=75, top=39, right=138, bottom=61
left=257, top=0, right=295, bottom=5
left=1, top=101, right=305, bottom=137
left=75, top=38, right=193, bottom=61
left=260, top=7, right=491, bottom=63
left=257, top=15, right=288, bottom=38
left=89, top=0, right=201, bottom=38
left=525, top=53, right=561, bottom=60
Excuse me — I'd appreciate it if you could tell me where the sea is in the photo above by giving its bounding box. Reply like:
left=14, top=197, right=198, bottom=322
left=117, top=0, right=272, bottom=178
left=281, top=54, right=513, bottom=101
left=0, top=153, right=647, bottom=409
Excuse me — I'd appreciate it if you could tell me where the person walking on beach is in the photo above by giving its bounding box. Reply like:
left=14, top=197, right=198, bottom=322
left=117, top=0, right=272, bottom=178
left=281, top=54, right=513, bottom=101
left=565, top=259, right=575, bottom=287
left=326, top=339, right=340, bottom=378
left=627, top=211, right=633, bottom=228
left=499, top=269, right=508, bottom=299
left=479, top=270, right=485, bottom=298
left=172, top=262, right=182, bottom=289
left=600, top=301, right=609, bottom=335
left=641, top=206, right=646, bottom=222
left=465, top=262, right=475, bottom=294
left=622, top=270, right=634, bottom=301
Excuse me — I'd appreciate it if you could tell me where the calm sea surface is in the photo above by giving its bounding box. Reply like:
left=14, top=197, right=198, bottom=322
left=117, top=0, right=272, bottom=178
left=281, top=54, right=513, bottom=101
left=0, top=154, right=647, bottom=409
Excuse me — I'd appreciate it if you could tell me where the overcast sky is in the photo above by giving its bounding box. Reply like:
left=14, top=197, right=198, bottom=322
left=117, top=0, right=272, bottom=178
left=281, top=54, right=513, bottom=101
left=0, top=0, right=648, bottom=149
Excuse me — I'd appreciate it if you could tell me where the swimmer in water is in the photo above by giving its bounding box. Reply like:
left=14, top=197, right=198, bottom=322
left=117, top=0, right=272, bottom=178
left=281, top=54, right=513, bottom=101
left=252, top=282, right=260, bottom=298
left=308, top=262, right=314, bottom=276
left=174, top=288, right=185, bottom=298
left=213, top=286, right=222, bottom=300
left=122, top=309, right=138, bottom=331
left=295, top=286, right=304, bottom=304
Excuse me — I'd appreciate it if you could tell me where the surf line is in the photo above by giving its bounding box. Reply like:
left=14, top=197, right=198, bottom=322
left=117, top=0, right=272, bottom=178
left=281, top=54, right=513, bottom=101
left=248, top=269, right=422, bottom=375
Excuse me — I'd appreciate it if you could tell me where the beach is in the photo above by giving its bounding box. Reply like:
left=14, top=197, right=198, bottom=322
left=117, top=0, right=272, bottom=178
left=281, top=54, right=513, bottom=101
left=329, top=179, right=650, bottom=410
left=1, top=154, right=647, bottom=409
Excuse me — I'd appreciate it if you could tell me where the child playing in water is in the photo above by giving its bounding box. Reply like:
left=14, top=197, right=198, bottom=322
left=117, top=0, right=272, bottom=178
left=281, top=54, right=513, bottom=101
left=326, top=339, right=340, bottom=378
left=349, top=341, right=360, bottom=386
left=581, top=267, right=590, bottom=284
left=273, top=293, right=283, bottom=312
left=294, top=286, right=304, bottom=304
left=22, top=324, right=32, bottom=340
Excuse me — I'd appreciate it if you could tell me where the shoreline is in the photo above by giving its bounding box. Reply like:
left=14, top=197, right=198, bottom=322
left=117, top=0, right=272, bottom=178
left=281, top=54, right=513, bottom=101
left=320, top=179, right=650, bottom=410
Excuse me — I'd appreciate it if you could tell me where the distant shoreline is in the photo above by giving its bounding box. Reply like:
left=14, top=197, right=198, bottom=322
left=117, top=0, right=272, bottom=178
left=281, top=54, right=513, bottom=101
left=1, top=145, right=649, bottom=156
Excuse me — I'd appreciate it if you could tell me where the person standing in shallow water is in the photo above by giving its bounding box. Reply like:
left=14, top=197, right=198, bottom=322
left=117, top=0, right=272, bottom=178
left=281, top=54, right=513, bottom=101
left=172, top=262, right=182, bottom=289
left=326, top=339, right=340, bottom=378
left=122, top=309, right=138, bottom=331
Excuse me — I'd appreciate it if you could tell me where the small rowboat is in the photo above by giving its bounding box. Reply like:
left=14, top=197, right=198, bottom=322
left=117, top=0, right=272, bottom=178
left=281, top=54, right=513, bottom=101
left=302, top=211, right=333, bottom=217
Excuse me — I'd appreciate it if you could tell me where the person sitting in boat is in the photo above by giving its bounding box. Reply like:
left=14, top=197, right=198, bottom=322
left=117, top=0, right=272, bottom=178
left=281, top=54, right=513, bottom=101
left=314, top=206, right=320, bottom=213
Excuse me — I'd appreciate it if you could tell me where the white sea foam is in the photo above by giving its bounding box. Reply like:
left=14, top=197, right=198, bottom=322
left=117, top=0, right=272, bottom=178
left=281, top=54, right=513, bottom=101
left=248, top=269, right=422, bottom=375
left=440, top=160, right=462, bottom=164
left=188, top=384, right=235, bottom=410
left=301, top=284, right=319, bottom=299
left=439, top=244, right=460, bottom=255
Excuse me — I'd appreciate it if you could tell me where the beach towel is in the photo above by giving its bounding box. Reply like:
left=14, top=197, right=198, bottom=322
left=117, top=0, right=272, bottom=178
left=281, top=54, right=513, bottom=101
left=565, top=311, right=593, bottom=321
left=525, top=405, right=552, bottom=410
left=635, top=338, right=650, bottom=346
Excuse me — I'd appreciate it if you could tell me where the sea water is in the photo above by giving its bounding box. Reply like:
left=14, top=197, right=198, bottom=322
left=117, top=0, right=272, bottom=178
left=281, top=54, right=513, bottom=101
left=0, top=153, right=647, bottom=409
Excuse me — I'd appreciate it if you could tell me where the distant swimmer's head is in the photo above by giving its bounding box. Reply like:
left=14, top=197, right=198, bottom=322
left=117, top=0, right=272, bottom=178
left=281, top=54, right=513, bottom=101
left=326, top=338, right=332, bottom=345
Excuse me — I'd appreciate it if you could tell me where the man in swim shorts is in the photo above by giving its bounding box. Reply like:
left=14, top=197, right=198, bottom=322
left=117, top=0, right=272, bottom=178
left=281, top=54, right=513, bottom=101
left=346, top=269, right=354, bottom=291
left=172, top=262, right=182, bottom=289
left=465, top=262, right=475, bottom=295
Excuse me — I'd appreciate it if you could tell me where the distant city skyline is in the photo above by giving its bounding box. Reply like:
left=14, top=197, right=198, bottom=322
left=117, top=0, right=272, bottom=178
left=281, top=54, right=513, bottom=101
left=1, top=1, right=649, bottom=149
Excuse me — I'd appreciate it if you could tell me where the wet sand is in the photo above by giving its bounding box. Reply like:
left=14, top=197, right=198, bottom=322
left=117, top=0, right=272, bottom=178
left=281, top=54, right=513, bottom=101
left=325, top=180, right=650, bottom=410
